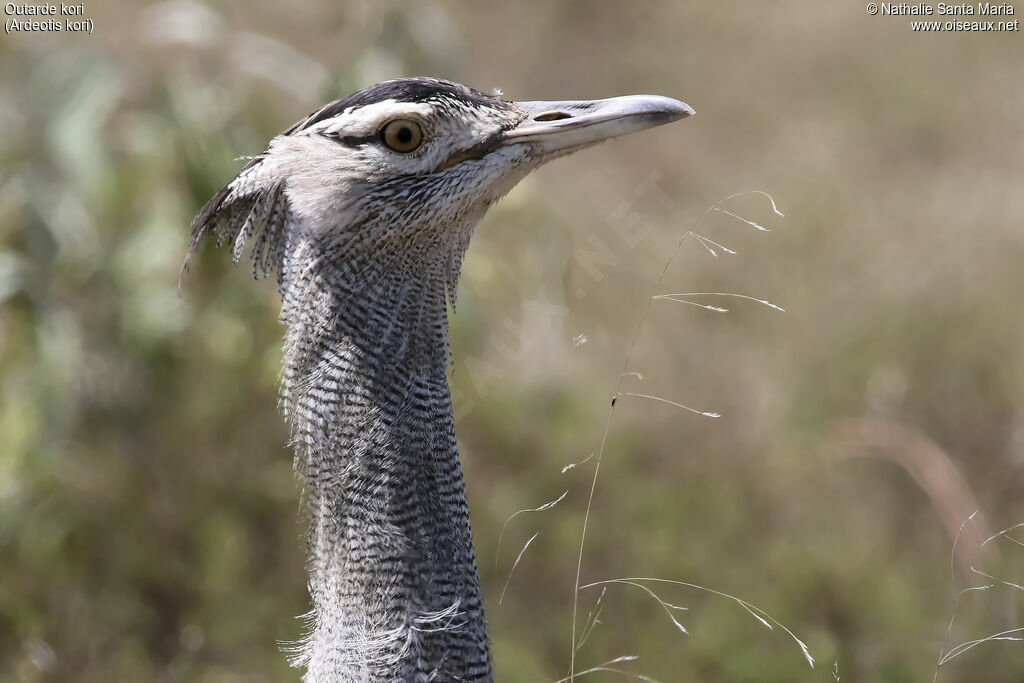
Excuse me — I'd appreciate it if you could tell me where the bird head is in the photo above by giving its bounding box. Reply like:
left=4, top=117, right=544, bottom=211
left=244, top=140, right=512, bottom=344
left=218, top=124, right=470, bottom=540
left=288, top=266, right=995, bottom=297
left=185, top=78, right=692, bottom=300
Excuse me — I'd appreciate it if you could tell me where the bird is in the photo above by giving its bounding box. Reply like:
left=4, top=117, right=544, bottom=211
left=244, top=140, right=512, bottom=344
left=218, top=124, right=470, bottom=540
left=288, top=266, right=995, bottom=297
left=185, top=77, right=692, bottom=682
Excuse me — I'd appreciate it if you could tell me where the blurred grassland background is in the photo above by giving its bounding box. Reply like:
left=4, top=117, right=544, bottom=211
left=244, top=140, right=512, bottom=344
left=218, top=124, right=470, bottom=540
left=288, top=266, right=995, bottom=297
left=2, top=1, right=1023, bottom=681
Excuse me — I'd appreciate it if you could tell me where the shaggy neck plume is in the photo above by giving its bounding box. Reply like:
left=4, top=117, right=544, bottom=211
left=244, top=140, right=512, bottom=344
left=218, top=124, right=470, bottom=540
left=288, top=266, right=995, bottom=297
left=278, top=229, right=491, bottom=681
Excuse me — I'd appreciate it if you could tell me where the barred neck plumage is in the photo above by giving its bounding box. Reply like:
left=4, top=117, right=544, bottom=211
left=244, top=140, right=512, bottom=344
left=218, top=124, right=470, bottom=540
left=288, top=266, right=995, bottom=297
left=185, top=77, right=692, bottom=683
left=279, top=226, right=490, bottom=680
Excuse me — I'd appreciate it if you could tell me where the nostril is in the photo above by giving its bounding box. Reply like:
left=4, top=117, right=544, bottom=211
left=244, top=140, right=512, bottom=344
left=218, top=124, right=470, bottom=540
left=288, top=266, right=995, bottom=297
left=533, top=111, right=572, bottom=122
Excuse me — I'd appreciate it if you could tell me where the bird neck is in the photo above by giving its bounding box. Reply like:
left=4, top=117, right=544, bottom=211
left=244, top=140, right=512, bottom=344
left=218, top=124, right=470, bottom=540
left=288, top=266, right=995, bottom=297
left=278, top=234, right=492, bottom=681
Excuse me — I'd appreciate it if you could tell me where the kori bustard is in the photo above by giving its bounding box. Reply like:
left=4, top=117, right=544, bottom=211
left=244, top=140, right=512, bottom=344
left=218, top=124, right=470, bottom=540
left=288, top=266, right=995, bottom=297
left=185, top=78, right=691, bottom=681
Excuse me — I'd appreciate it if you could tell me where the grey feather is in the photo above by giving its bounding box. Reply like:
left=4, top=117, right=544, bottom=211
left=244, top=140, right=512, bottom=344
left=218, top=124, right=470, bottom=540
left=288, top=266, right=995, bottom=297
left=184, top=77, right=692, bottom=682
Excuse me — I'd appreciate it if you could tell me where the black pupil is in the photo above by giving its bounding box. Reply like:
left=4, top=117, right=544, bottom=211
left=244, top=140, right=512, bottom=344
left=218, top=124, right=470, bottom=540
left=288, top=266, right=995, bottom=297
left=396, top=126, right=413, bottom=144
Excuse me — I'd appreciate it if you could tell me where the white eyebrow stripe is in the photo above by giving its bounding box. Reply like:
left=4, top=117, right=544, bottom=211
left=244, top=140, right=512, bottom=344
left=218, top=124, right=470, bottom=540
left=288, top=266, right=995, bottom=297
left=314, top=100, right=435, bottom=138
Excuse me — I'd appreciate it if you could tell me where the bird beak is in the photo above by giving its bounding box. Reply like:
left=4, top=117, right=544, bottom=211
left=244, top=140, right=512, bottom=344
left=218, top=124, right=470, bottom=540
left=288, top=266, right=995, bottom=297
left=502, top=94, right=693, bottom=156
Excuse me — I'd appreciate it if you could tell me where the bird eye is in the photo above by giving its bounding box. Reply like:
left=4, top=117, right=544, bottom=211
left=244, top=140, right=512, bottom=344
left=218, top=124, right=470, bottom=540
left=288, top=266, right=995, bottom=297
left=380, top=119, right=424, bottom=153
